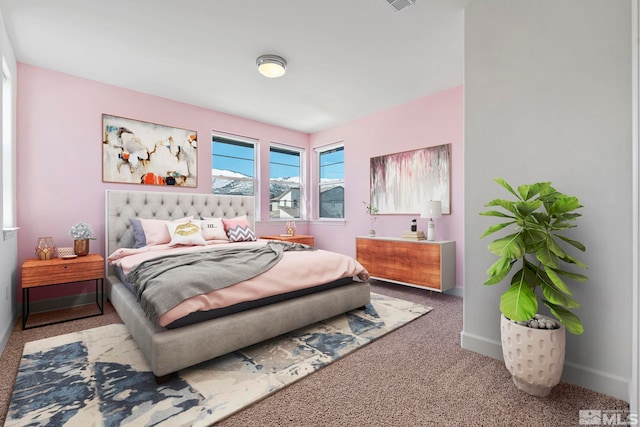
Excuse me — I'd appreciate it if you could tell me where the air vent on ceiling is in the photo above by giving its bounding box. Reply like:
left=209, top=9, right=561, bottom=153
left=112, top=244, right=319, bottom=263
left=385, top=0, right=416, bottom=12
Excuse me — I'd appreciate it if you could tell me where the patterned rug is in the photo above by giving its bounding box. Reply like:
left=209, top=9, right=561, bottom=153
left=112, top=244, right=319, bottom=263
left=5, top=293, right=431, bottom=427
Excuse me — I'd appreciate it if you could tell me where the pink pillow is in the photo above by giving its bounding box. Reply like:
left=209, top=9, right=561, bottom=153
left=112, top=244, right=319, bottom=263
left=221, top=217, right=256, bottom=242
left=140, top=216, right=192, bottom=246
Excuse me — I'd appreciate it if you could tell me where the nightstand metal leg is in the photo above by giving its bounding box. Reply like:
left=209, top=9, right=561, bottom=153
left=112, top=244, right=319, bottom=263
left=22, top=288, right=29, bottom=330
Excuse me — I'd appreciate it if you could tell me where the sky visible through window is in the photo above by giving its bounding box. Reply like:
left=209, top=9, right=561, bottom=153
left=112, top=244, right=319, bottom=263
left=212, top=140, right=254, bottom=177
left=213, top=140, right=344, bottom=182
left=320, top=147, right=344, bottom=181
left=212, top=142, right=299, bottom=179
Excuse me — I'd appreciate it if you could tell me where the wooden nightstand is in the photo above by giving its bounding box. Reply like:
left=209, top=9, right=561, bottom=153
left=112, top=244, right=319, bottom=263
left=260, top=234, right=315, bottom=246
left=21, top=253, right=104, bottom=329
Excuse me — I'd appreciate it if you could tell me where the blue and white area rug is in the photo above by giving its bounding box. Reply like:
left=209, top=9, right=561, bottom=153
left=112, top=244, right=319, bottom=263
left=5, top=293, right=431, bottom=427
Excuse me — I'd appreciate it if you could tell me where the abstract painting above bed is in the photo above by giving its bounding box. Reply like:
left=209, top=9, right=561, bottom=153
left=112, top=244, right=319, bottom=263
left=102, top=114, right=198, bottom=187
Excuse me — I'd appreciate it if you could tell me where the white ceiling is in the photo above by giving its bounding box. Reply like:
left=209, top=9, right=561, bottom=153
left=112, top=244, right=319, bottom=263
left=0, top=0, right=465, bottom=134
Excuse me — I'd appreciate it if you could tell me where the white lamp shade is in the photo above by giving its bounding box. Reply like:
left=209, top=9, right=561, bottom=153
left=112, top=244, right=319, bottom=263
left=421, top=200, right=442, bottom=219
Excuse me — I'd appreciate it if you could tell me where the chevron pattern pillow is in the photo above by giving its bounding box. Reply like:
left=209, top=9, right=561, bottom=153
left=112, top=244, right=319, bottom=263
left=222, top=218, right=257, bottom=242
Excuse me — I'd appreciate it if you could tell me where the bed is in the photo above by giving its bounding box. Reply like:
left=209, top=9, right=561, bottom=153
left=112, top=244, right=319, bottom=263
left=104, top=189, right=371, bottom=381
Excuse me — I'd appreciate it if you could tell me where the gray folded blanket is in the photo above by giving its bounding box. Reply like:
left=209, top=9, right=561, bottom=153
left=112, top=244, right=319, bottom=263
left=126, top=241, right=314, bottom=325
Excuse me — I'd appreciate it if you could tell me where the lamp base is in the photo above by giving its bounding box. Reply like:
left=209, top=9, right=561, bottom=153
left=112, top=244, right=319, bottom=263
left=427, top=220, right=436, bottom=241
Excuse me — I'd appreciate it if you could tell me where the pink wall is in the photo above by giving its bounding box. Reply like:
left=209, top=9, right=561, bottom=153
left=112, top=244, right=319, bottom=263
left=16, top=63, right=309, bottom=300
left=309, top=86, right=464, bottom=289
left=16, top=63, right=464, bottom=300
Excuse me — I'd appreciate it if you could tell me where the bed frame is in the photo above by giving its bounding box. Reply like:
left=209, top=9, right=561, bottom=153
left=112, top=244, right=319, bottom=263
left=104, top=190, right=371, bottom=381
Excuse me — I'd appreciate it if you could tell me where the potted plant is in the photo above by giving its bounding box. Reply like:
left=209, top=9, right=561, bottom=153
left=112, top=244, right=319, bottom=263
left=69, top=222, right=96, bottom=256
left=363, top=201, right=379, bottom=237
left=480, top=178, right=587, bottom=396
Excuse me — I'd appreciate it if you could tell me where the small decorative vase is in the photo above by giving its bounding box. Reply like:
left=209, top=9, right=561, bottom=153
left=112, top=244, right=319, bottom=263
left=74, top=239, right=90, bottom=256
left=35, top=237, right=56, bottom=260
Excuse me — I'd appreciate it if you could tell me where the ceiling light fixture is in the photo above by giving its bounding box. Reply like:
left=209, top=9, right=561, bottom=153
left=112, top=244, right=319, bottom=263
left=256, top=54, right=287, bottom=78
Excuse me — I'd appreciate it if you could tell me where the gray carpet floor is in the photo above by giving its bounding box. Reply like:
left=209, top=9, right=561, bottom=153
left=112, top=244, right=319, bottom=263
left=0, top=280, right=630, bottom=426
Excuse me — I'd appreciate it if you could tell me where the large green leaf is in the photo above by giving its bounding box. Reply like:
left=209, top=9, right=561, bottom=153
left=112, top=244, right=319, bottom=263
left=479, top=210, right=514, bottom=218
left=500, top=282, right=537, bottom=321
left=522, top=229, right=546, bottom=253
left=549, top=221, right=576, bottom=231
left=552, top=267, right=588, bottom=281
left=531, top=212, right=550, bottom=226
left=480, top=222, right=515, bottom=239
left=488, top=233, right=525, bottom=258
left=494, top=178, right=521, bottom=200
left=558, top=252, right=588, bottom=269
left=515, top=200, right=543, bottom=216
left=485, top=199, right=518, bottom=215
left=555, top=212, right=582, bottom=221
left=517, top=182, right=550, bottom=201
left=536, top=245, right=559, bottom=269
left=549, top=196, right=582, bottom=215
left=484, top=257, right=513, bottom=285
left=541, top=281, right=579, bottom=308
left=547, top=236, right=568, bottom=258
left=543, top=267, right=572, bottom=294
left=544, top=301, right=583, bottom=335
left=554, top=234, right=586, bottom=252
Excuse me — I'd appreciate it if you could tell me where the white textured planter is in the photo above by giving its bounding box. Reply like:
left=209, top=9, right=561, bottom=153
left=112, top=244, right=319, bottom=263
left=500, top=314, right=566, bottom=397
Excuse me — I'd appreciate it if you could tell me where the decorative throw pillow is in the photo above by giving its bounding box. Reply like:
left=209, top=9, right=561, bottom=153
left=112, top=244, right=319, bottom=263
left=195, top=218, right=228, bottom=241
left=138, top=216, right=193, bottom=246
left=167, top=221, right=206, bottom=246
left=221, top=217, right=256, bottom=242
left=129, top=218, right=147, bottom=248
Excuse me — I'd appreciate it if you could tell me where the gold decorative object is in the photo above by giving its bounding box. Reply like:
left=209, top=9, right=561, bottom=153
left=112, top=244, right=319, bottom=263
left=285, top=221, right=296, bottom=236
left=35, top=237, right=56, bottom=260
left=74, top=239, right=90, bottom=256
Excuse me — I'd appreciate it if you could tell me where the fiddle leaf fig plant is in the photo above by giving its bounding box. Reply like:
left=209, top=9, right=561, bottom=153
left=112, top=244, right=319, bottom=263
left=480, top=178, right=588, bottom=335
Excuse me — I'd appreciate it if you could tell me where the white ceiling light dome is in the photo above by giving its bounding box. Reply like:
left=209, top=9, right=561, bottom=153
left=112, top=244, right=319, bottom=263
left=256, top=54, right=287, bottom=78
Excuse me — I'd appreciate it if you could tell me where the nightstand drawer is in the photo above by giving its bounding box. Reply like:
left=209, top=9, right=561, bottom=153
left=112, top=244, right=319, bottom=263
left=22, top=254, right=104, bottom=288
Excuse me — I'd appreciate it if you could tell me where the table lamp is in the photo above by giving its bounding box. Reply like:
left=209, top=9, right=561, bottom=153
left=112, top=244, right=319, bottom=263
left=421, top=201, right=442, bottom=241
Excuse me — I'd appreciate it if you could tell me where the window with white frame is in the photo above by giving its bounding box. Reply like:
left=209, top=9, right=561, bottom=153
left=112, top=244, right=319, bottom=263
left=317, top=144, right=344, bottom=219
left=2, top=57, right=14, bottom=229
left=269, top=144, right=303, bottom=219
left=211, top=133, right=257, bottom=196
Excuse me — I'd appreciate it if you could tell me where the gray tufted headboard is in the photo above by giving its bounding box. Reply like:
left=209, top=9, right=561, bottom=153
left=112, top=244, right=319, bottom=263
left=105, top=190, right=255, bottom=275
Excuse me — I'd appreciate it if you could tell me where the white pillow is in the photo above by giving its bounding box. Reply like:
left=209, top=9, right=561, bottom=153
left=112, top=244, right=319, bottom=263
left=139, top=216, right=193, bottom=246
left=166, top=221, right=206, bottom=246
left=193, top=218, right=228, bottom=241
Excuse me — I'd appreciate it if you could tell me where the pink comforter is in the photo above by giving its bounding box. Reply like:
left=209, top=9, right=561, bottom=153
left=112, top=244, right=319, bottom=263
left=108, top=240, right=369, bottom=327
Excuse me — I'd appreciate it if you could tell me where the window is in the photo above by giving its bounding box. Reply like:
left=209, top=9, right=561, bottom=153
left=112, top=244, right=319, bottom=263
left=269, top=144, right=303, bottom=219
left=2, top=57, right=14, bottom=229
left=211, top=133, right=256, bottom=196
left=317, top=144, right=344, bottom=219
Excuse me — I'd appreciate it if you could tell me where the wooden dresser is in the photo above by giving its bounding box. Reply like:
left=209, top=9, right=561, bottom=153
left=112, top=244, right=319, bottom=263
left=356, top=237, right=455, bottom=292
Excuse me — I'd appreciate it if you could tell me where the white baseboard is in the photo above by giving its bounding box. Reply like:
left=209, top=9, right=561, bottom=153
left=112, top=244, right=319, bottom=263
left=460, top=330, right=503, bottom=360
left=444, top=287, right=464, bottom=298
left=0, top=309, right=16, bottom=356
left=460, top=330, right=630, bottom=402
